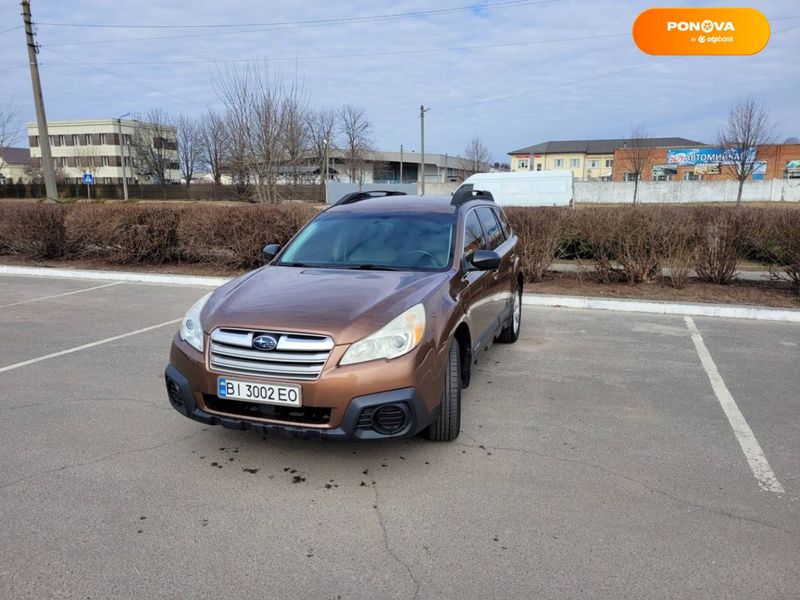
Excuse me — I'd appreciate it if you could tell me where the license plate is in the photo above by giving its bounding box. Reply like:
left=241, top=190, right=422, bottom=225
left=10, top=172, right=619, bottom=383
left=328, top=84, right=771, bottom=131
left=217, top=377, right=302, bottom=407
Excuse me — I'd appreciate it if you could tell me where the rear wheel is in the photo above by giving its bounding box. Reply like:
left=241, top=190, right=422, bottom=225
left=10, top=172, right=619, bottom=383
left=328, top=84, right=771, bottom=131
left=427, top=339, right=461, bottom=441
left=498, top=284, right=522, bottom=343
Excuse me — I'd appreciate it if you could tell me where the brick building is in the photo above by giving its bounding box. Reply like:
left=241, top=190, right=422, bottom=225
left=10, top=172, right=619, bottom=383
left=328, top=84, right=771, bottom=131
left=612, top=143, right=800, bottom=182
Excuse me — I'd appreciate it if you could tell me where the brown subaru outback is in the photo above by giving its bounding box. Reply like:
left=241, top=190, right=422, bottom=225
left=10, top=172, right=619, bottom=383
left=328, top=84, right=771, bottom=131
left=165, top=189, right=522, bottom=441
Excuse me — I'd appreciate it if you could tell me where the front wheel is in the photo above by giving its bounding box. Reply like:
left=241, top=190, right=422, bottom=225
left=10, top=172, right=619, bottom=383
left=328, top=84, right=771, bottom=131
left=497, top=285, right=522, bottom=343
left=426, top=339, right=461, bottom=441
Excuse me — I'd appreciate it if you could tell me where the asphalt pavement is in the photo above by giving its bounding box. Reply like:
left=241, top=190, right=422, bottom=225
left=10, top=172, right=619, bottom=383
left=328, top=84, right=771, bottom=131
left=0, top=274, right=798, bottom=599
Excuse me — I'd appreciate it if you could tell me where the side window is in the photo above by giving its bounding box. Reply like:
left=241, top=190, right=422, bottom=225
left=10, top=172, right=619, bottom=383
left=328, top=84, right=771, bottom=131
left=463, top=210, right=485, bottom=258
left=494, top=208, right=512, bottom=239
left=476, top=207, right=504, bottom=251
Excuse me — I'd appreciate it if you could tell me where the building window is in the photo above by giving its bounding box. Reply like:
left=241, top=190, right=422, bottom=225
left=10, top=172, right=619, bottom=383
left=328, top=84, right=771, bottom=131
left=99, top=133, right=107, bottom=145
left=683, top=172, right=703, bottom=181
left=517, top=159, right=529, bottom=169
left=49, top=135, right=57, bottom=146
left=554, top=159, right=564, bottom=168
left=652, top=174, right=673, bottom=181
left=569, top=158, right=580, bottom=168
left=72, top=134, right=80, bottom=145
left=605, top=159, right=614, bottom=168
left=536, top=163, right=542, bottom=171
left=588, top=159, right=600, bottom=168
left=60, top=157, right=68, bottom=167
left=102, top=156, right=109, bottom=167
left=623, top=173, right=640, bottom=182
left=58, top=135, right=66, bottom=145
left=85, top=134, right=92, bottom=145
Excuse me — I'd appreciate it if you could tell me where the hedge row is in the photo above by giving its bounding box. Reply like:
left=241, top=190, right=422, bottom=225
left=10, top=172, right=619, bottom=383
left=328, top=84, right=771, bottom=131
left=0, top=202, right=798, bottom=289
left=0, top=202, right=319, bottom=269
left=505, top=206, right=800, bottom=290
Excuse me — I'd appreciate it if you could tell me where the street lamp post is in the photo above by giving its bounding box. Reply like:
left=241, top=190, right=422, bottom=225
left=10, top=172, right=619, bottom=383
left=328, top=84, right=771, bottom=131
left=118, top=112, right=130, bottom=201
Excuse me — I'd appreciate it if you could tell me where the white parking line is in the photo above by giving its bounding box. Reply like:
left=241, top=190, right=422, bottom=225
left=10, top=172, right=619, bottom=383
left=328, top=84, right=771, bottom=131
left=0, top=281, right=124, bottom=308
left=0, top=318, right=182, bottom=374
left=684, top=317, right=785, bottom=494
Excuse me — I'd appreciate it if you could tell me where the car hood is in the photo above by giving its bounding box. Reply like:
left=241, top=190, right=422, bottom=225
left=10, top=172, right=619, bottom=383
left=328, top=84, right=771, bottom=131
left=203, top=266, right=449, bottom=344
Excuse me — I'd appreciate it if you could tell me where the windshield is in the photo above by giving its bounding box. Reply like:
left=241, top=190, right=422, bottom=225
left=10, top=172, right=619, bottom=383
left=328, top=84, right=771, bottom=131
left=277, top=211, right=455, bottom=271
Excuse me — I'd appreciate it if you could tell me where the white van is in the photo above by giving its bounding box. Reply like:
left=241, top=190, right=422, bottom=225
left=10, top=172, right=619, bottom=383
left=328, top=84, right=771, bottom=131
left=457, top=171, right=574, bottom=207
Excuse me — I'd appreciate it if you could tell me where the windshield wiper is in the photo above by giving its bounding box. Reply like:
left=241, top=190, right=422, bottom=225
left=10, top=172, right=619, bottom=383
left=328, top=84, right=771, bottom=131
left=346, top=264, right=403, bottom=271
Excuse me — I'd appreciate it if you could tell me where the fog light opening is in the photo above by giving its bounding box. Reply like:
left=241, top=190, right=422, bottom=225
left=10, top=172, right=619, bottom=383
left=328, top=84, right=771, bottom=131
left=167, top=378, right=184, bottom=409
left=372, top=404, right=408, bottom=435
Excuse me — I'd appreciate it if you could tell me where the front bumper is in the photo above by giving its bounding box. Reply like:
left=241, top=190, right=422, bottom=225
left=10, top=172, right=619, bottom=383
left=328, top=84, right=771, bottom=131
left=165, top=363, right=437, bottom=441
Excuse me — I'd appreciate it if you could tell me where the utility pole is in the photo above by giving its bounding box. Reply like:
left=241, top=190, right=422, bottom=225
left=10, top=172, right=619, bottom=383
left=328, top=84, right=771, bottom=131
left=419, top=105, right=429, bottom=195
left=118, top=112, right=130, bottom=201
left=21, top=0, right=57, bottom=201
left=322, top=138, right=329, bottom=202
left=444, top=152, right=448, bottom=183
left=399, top=144, right=403, bottom=183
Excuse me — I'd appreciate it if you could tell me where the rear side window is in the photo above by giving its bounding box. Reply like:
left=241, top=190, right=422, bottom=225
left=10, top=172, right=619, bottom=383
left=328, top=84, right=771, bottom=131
left=476, top=207, right=505, bottom=250
left=463, top=210, right=485, bottom=257
left=494, top=208, right=512, bottom=239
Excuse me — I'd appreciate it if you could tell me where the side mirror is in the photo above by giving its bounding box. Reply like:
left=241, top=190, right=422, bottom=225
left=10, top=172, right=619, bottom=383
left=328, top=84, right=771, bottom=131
left=263, top=243, right=282, bottom=261
left=467, top=249, right=501, bottom=271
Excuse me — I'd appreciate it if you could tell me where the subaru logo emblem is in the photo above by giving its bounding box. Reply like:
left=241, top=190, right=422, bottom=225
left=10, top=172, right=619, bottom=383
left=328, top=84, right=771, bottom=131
left=252, top=334, right=278, bottom=351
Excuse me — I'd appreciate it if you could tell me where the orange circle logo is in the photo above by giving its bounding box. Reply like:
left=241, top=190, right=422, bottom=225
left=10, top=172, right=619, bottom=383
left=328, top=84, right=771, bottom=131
left=633, top=8, right=770, bottom=55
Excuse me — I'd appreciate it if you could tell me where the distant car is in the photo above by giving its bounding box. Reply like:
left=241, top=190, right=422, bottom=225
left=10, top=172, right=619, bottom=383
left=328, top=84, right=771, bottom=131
left=165, top=189, right=522, bottom=441
left=457, top=170, right=574, bottom=206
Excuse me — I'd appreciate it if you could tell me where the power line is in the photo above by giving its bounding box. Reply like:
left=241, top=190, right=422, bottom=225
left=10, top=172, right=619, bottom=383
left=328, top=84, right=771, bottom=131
left=40, top=47, right=206, bottom=107
left=37, top=0, right=554, bottom=29
left=37, top=33, right=627, bottom=67
left=42, top=0, right=557, bottom=47
left=0, top=25, right=23, bottom=34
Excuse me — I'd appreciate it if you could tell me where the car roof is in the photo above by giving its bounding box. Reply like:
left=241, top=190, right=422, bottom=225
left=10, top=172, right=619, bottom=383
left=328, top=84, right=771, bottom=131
left=326, top=194, right=495, bottom=214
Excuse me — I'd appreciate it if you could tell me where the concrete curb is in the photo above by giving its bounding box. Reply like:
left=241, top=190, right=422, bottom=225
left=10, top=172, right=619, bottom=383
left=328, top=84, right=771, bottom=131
left=0, top=265, right=231, bottom=288
left=522, top=294, right=800, bottom=323
left=2, top=265, right=799, bottom=323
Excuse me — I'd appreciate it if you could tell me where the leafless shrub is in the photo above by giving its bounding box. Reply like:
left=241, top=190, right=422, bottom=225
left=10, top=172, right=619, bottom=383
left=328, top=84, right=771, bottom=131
left=66, top=204, right=184, bottom=264
left=754, top=208, right=800, bottom=293
left=505, top=207, right=567, bottom=282
left=177, top=204, right=318, bottom=269
left=0, top=202, right=66, bottom=259
left=693, top=206, right=743, bottom=284
left=658, top=207, right=696, bottom=289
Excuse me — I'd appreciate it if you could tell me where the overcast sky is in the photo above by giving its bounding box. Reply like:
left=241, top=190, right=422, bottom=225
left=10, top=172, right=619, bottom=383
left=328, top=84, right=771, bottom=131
left=1, top=0, right=798, bottom=162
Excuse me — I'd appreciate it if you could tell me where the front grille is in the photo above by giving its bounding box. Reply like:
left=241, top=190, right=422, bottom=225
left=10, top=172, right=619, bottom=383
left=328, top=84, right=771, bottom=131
left=209, top=328, right=334, bottom=380
left=204, top=394, right=331, bottom=425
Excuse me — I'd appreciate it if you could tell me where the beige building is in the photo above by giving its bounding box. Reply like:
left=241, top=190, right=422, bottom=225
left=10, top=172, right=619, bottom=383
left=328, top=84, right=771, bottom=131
left=508, top=138, right=703, bottom=181
left=0, top=147, right=31, bottom=183
left=26, top=118, right=178, bottom=185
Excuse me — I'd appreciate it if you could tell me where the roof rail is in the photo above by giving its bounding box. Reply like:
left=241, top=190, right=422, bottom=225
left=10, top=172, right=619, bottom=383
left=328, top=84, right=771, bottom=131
left=450, top=187, right=494, bottom=206
left=333, top=190, right=407, bottom=206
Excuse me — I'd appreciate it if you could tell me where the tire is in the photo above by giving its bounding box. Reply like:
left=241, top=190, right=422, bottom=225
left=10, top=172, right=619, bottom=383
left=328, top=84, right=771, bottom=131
left=427, top=339, right=461, bottom=441
left=498, top=284, right=522, bottom=344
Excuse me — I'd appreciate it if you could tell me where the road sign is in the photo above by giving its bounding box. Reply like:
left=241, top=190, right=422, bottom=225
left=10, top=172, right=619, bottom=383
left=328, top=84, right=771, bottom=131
left=82, top=171, right=95, bottom=185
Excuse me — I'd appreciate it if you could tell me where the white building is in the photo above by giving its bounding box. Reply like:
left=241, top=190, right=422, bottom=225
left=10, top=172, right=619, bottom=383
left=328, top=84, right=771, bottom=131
left=26, top=118, right=179, bottom=185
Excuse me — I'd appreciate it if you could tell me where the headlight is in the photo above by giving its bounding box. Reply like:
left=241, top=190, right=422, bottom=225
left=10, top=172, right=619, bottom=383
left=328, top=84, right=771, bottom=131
left=179, top=292, right=212, bottom=352
left=340, top=304, right=426, bottom=366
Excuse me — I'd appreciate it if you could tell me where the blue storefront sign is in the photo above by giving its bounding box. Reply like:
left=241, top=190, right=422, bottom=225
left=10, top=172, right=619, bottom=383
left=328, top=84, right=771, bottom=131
left=666, top=147, right=755, bottom=166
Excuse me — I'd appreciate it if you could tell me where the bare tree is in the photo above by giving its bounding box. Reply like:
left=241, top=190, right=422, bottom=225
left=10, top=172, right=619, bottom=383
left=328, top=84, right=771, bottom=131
left=619, top=124, right=656, bottom=204
left=718, top=95, right=775, bottom=206
left=176, top=114, right=202, bottom=193
left=131, top=109, right=177, bottom=197
left=214, top=64, right=299, bottom=202
left=784, top=136, right=799, bottom=144
left=338, top=104, right=373, bottom=187
left=281, top=82, right=308, bottom=186
left=460, top=135, right=491, bottom=176
left=198, top=109, right=229, bottom=188
left=306, top=107, right=337, bottom=188
left=0, top=104, right=21, bottom=176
